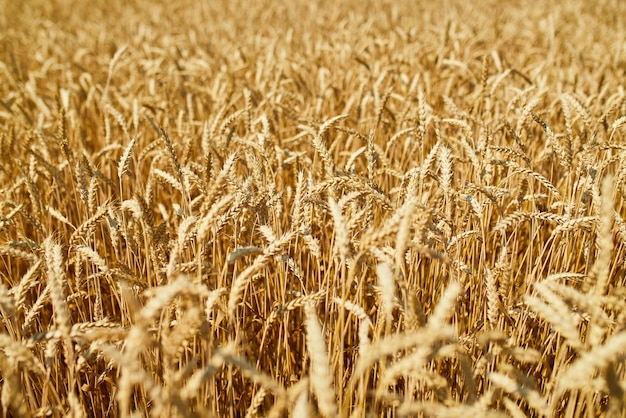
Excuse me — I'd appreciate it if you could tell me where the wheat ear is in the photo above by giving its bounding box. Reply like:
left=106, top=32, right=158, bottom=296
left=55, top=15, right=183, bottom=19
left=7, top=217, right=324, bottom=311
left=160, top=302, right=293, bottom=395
left=304, top=303, right=337, bottom=418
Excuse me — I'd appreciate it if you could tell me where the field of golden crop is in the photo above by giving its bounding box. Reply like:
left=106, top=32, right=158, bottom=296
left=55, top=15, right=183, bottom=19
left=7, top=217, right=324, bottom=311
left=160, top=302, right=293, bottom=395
left=2, top=0, right=626, bottom=416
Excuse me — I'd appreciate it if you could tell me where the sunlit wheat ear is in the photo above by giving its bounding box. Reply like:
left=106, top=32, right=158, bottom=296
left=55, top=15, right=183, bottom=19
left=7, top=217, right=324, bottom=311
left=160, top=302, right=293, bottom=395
left=118, top=135, right=137, bottom=181
left=524, top=284, right=585, bottom=351
left=76, top=245, right=109, bottom=273
left=352, top=327, right=456, bottom=386
left=531, top=112, right=569, bottom=170
left=121, top=198, right=144, bottom=219
left=162, top=306, right=203, bottom=363
left=313, top=114, right=346, bottom=178
left=86, top=175, right=99, bottom=215
left=333, top=297, right=372, bottom=354
left=488, top=372, right=550, bottom=416
left=201, top=153, right=238, bottom=213
left=557, top=330, right=626, bottom=394
left=379, top=344, right=445, bottom=391
left=485, top=268, right=499, bottom=329
left=138, top=278, right=193, bottom=322
left=153, top=167, right=184, bottom=192
left=304, top=303, right=337, bottom=418
left=215, top=345, right=287, bottom=402
left=609, top=115, right=626, bottom=141
left=265, top=291, right=327, bottom=335
left=244, top=387, right=267, bottom=418
left=0, top=350, right=31, bottom=417
left=166, top=215, right=198, bottom=277
left=426, top=281, right=462, bottom=329
left=397, top=400, right=503, bottom=418
left=589, top=175, right=614, bottom=297
left=102, top=44, right=128, bottom=102
left=228, top=230, right=294, bottom=318
left=55, top=102, right=73, bottom=164
left=0, top=245, right=38, bottom=264
left=292, top=386, right=311, bottom=418
left=44, top=237, right=70, bottom=336
left=583, top=175, right=615, bottom=348
left=559, top=96, right=574, bottom=167
left=416, top=86, right=427, bottom=144
left=69, top=203, right=110, bottom=245
left=511, top=166, right=561, bottom=201
left=328, top=196, right=349, bottom=260
left=437, top=143, right=453, bottom=195
left=0, top=334, right=46, bottom=376
left=392, top=196, right=418, bottom=269
left=258, top=224, right=277, bottom=243
left=218, top=109, right=244, bottom=140
left=0, top=282, right=15, bottom=318
left=376, top=262, right=396, bottom=330
left=46, top=205, right=73, bottom=229
left=105, top=103, right=130, bottom=140
left=561, top=93, right=592, bottom=129
left=292, top=171, right=307, bottom=229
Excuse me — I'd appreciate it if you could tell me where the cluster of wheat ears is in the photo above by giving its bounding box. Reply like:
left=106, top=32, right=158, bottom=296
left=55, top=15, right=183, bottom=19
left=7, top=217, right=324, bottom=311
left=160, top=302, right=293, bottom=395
left=2, top=0, right=626, bottom=416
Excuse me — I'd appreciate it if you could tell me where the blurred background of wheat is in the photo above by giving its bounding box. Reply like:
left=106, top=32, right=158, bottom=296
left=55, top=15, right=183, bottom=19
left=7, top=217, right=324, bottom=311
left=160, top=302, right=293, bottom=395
left=1, top=0, right=626, bottom=416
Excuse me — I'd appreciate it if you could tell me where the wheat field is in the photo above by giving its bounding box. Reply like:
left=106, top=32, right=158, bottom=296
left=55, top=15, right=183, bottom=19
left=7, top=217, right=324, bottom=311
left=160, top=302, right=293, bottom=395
left=1, top=0, right=626, bottom=416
